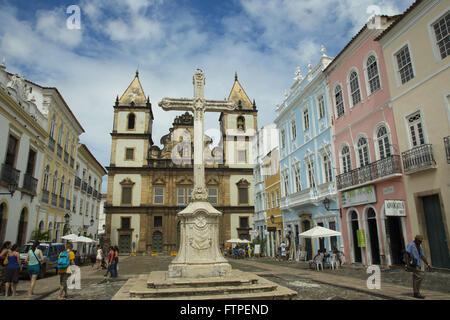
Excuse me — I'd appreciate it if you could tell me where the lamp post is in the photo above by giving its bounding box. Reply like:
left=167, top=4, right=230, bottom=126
left=0, top=182, right=17, bottom=197
left=63, top=213, right=71, bottom=235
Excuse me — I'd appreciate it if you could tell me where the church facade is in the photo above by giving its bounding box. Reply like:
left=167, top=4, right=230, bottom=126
left=104, top=72, right=257, bottom=254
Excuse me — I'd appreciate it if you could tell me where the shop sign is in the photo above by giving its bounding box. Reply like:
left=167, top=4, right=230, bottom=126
left=357, top=229, right=366, bottom=248
left=341, top=185, right=376, bottom=208
left=385, top=200, right=406, bottom=216
left=254, top=244, right=261, bottom=255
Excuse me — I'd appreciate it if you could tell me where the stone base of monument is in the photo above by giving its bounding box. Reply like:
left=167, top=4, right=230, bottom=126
left=112, top=270, right=297, bottom=300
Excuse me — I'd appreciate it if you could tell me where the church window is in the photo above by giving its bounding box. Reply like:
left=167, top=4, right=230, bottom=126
left=125, top=148, right=134, bottom=160
left=208, top=188, right=218, bottom=204
left=237, top=116, right=245, bottom=131
left=237, top=179, right=249, bottom=205
left=177, top=188, right=185, bottom=204
left=154, top=187, right=164, bottom=204
left=121, top=217, right=131, bottom=229
left=154, top=216, right=162, bottom=227
left=238, top=150, right=246, bottom=163
left=121, top=186, right=132, bottom=205
left=128, top=113, right=136, bottom=130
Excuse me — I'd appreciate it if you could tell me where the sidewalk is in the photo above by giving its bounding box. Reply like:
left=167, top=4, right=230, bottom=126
left=0, top=256, right=131, bottom=300
left=232, top=259, right=450, bottom=300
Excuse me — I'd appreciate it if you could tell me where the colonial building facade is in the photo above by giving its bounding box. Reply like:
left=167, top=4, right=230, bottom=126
left=325, top=16, right=412, bottom=267
left=376, top=0, right=450, bottom=268
left=105, top=72, right=257, bottom=254
left=275, top=48, right=341, bottom=261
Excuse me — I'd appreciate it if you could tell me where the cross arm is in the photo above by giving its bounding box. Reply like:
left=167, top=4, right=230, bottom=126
left=159, top=98, right=195, bottom=111
left=204, top=100, right=236, bottom=112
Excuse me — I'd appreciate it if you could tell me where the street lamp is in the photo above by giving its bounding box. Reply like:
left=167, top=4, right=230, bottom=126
left=90, top=218, right=94, bottom=226
left=270, top=215, right=275, bottom=224
left=0, top=182, right=17, bottom=197
left=322, top=197, right=341, bottom=218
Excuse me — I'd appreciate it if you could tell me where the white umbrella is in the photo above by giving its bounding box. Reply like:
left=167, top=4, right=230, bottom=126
left=77, top=236, right=95, bottom=243
left=62, top=234, right=79, bottom=242
left=299, top=226, right=341, bottom=239
left=226, top=238, right=242, bottom=244
left=239, top=239, right=251, bottom=244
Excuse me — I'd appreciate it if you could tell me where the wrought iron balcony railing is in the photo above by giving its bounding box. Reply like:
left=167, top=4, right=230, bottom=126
left=445, top=136, right=450, bottom=164
left=59, top=196, right=65, bottom=209
left=1, top=163, right=20, bottom=187
left=74, top=176, right=81, bottom=188
left=87, top=186, right=93, bottom=195
left=70, top=157, right=74, bottom=169
left=41, top=189, right=49, bottom=203
left=81, top=181, right=87, bottom=192
left=48, top=137, right=55, bottom=152
left=93, top=190, right=98, bottom=198
left=336, top=155, right=402, bottom=190
left=402, top=144, right=436, bottom=174
left=64, top=151, right=69, bottom=163
left=57, top=144, right=63, bottom=158
left=51, top=193, right=58, bottom=206
left=22, top=174, right=38, bottom=194
left=66, top=199, right=71, bottom=210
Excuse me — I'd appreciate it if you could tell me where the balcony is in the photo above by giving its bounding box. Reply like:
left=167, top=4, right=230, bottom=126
left=1, top=163, right=20, bottom=187
left=22, top=174, right=38, bottom=194
left=87, top=186, right=93, bottom=195
left=70, top=157, right=74, bottom=169
left=93, top=190, right=98, bottom=198
left=59, top=196, right=65, bottom=209
left=41, top=189, right=49, bottom=203
left=66, top=199, right=71, bottom=210
left=74, top=176, right=81, bottom=188
left=48, top=137, right=55, bottom=152
left=445, top=136, right=450, bottom=164
left=337, top=155, right=402, bottom=191
left=51, top=193, right=58, bottom=206
left=57, top=144, right=63, bottom=158
left=81, top=181, right=87, bottom=192
left=64, top=151, right=69, bottom=164
left=402, top=144, right=436, bottom=175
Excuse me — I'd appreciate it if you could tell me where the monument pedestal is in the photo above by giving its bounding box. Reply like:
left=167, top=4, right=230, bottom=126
left=167, top=201, right=231, bottom=278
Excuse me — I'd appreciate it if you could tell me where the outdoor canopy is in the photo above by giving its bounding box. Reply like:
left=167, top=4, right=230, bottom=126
left=226, top=238, right=250, bottom=244
left=298, top=226, right=342, bottom=239
left=61, top=234, right=95, bottom=243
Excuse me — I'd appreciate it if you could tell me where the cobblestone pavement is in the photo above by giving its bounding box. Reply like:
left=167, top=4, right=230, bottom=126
left=1, top=255, right=448, bottom=300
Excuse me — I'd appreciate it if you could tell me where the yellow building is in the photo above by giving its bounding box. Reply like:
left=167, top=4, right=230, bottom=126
left=263, top=147, right=283, bottom=257
left=376, top=0, right=450, bottom=268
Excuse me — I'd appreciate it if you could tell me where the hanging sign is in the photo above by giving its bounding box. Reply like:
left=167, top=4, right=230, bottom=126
left=357, top=229, right=366, bottom=248
left=341, top=185, right=376, bottom=208
left=385, top=200, right=406, bottom=216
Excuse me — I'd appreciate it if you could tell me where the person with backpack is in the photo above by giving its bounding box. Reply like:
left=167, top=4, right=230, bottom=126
left=25, top=240, right=44, bottom=296
left=4, top=244, right=21, bottom=297
left=0, top=241, right=11, bottom=293
left=405, top=235, right=432, bottom=299
left=57, top=243, right=75, bottom=300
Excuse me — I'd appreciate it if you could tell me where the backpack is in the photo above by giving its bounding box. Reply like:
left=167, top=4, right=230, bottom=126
left=57, top=251, right=71, bottom=269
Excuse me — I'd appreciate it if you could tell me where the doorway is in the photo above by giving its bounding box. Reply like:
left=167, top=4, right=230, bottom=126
left=119, top=234, right=131, bottom=254
left=302, top=220, right=312, bottom=260
left=386, top=216, right=404, bottom=265
left=16, top=209, right=28, bottom=247
left=177, top=221, right=181, bottom=251
left=367, top=208, right=380, bottom=265
left=350, top=211, right=362, bottom=263
left=317, top=222, right=325, bottom=251
left=152, top=231, right=163, bottom=253
left=422, top=195, right=450, bottom=268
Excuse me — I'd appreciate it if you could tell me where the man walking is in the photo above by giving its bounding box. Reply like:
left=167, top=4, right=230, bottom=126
left=405, top=235, right=432, bottom=299
left=57, top=243, right=75, bottom=300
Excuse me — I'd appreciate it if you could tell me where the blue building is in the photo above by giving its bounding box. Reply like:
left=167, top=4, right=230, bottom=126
left=274, top=47, right=342, bottom=260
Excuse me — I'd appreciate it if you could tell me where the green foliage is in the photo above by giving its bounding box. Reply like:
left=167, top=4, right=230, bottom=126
left=30, top=229, right=50, bottom=241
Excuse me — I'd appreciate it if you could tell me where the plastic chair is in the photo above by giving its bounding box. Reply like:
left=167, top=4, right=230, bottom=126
left=330, top=253, right=339, bottom=270
left=314, top=254, right=324, bottom=271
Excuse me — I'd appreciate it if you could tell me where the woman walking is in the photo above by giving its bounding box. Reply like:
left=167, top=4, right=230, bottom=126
left=106, top=246, right=115, bottom=279
left=25, top=241, right=44, bottom=296
left=96, top=246, right=103, bottom=270
left=4, top=244, right=22, bottom=297
left=113, top=246, right=119, bottom=278
left=0, top=241, right=11, bottom=293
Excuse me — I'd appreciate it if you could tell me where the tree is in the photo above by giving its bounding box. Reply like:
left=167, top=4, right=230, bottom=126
left=30, top=229, right=50, bottom=241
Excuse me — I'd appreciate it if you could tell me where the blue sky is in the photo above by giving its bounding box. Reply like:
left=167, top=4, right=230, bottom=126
left=0, top=0, right=414, bottom=192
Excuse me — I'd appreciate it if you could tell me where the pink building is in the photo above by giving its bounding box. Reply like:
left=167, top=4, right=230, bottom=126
left=324, top=17, right=412, bottom=267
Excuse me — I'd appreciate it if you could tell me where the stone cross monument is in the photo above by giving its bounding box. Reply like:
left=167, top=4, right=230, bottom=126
left=158, top=69, right=235, bottom=278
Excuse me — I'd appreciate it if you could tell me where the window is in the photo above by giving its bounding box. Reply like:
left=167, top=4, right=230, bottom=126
left=432, top=12, right=449, bottom=59
left=341, top=146, right=352, bottom=173
left=237, top=116, right=245, bottom=131
left=187, top=188, right=193, bottom=203
left=50, top=115, right=56, bottom=138
left=177, top=188, right=185, bottom=204
left=43, top=166, right=50, bottom=191
left=154, top=187, right=164, bottom=204
left=128, top=113, right=136, bottom=130
left=407, top=112, right=425, bottom=147
left=281, top=129, right=286, bottom=148
left=79, top=199, right=83, bottom=216
left=26, top=149, right=36, bottom=176
left=121, top=217, right=131, bottom=229
left=237, top=180, right=249, bottom=204
left=271, top=191, right=275, bottom=208
left=267, top=194, right=271, bottom=210
left=72, top=196, right=77, bottom=213
left=57, top=124, right=63, bottom=145
left=154, top=216, right=162, bottom=227
left=293, top=163, right=301, bottom=192
left=52, top=171, right=58, bottom=194
left=335, top=85, right=345, bottom=118
left=282, top=170, right=289, bottom=196
left=276, top=190, right=280, bottom=208
left=239, top=217, right=249, bottom=228
left=303, top=108, right=310, bottom=130
left=59, top=176, right=65, bottom=196
left=318, top=95, right=325, bottom=119
left=357, top=137, right=370, bottom=167
left=323, top=154, right=333, bottom=183
left=367, top=55, right=381, bottom=94
left=5, top=134, right=18, bottom=166
left=396, top=45, right=414, bottom=84
left=238, top=150, right=246, bottom=163
left=306, top=162, right=316, bottom=188
left=291, top=119, right=297, bottom=140
left=121, top=186, right=132, bottom=204
left=64, top=133, right=69, bottom=150
left=208, top=188, right=218, bottom=204
left=377, top=126, right=391, bottom=159
left=125, top=148, right=134, bottom=160
left=349, top=71, right=361, bottom=106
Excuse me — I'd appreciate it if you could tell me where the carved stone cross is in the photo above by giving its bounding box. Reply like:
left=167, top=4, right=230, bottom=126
left=159, top=69, right=236, bottom=201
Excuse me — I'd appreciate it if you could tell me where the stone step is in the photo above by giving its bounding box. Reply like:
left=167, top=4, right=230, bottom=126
left=147, top=271, right=259, bottom=289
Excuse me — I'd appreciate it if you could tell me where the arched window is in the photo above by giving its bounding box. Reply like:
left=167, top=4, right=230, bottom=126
left=377, top=126, right=391, bottom=159
left=357, top=137, right=370, bottom=167
left=43, top=165, right=50, bottom=191
left=127, top=113, right=136, bottom=130
left=349, top=71, right=361, bottom=106
left=367, top=55, right=381, bottom=94
left=237, top=116, right=245, bottom=131
left=341, top=146, right=352, bottom=173
left=334, top=85, right=345, bottom=118
left=50, top=115, right=56, bottom=138
left=60, top=176, right=65, bottom=196
left=323, top=154, right=333, bottom=183
left=52, top=171, right=58, bottom=194
left=57, top=123, right=64, bottom=145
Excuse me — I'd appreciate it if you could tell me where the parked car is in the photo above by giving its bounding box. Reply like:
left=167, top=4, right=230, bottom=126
left=19, top=242, right=65, bottom=278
